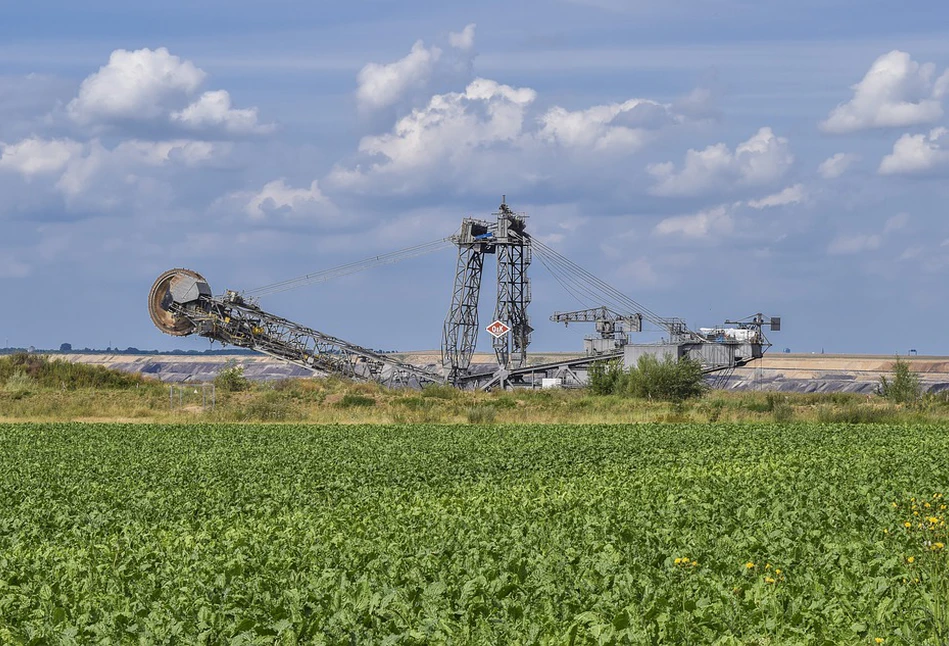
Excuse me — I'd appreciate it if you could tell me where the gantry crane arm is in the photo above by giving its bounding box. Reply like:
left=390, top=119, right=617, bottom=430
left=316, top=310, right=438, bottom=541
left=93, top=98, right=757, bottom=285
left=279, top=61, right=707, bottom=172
left=148, top=269, right=445, bottom=388
left=550, top=306, right=643, bottom=337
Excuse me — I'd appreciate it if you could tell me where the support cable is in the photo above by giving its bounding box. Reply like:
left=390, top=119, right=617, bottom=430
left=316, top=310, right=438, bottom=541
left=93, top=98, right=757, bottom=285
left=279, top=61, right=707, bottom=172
left=245, top=237, right=454, bottom=298
left=529, top=237, right=671, bottom=329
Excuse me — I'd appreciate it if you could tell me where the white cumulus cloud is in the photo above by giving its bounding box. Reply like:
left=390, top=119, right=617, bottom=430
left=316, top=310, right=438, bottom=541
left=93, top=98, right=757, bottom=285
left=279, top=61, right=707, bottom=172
left=331, top=78, right=536, bottom=191
left=878, top=127, right=949, bottom=175
left=654, top=205, right=733, bottom=238
left=236, top=179, right=336, bottom=222
left=171, top=90, right=273, bottom=135
left=0, top=137, right=83, bottom=176
left=356, top=40, right=443, bottom=113
left=747, top=184, right=806, bottom=209
left=111, top=139, right=223, bottom=167
left=821, top=50, right=949, bottom=134
left=818, top=152, right=858, bottom=179
left=539, top=98, right=684, bottom=152
left=449, top=24, right=477, bottom=51
left=64, top=47, right=270, bottom=137
left=67, top=47, right=205, bottom=124
left=647, top=127, right=793, bottom=197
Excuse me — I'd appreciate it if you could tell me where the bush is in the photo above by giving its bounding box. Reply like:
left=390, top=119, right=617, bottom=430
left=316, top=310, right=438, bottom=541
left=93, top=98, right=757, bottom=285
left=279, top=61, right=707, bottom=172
left=588, top=354, right=708, bottom=402
left=627, top=354, right=708, bottom=402
left=878, top=356, right=921, bottom=405
left=772, top=401, right=794, bottom=423
left=214, top=360, right=250, bottom=392
left=421, top=384, right=458, bottom=400
left=241, top=391, right=301, bottom=422
left=466, top=405, right=497, bottom=424
left=588, top=360, right=625, bottom=395
left=702, top=399, right=725, bottom=422
left=817, top=404, right=896, bottom=424
left=338, top=393, right=376, bottom=408
left=0, top=353, right=143, bottom=390
left=4, top=370, right=34, bottom=397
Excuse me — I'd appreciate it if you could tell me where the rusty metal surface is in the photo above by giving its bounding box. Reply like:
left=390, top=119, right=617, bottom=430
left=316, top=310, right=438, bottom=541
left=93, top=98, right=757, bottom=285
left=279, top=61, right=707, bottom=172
left=147, top=268, right=208, bottom=337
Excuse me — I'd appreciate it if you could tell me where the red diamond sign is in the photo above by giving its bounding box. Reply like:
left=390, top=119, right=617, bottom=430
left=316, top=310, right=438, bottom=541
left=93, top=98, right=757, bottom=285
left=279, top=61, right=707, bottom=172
left=486, top=320, right=511, bottom=338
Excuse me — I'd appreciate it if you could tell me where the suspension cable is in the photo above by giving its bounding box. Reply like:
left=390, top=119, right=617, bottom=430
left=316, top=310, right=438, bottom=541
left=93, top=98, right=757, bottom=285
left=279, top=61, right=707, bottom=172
left=534, top=242, right=666, bottom=325
left=526, top=234, right=681, bottom=332
left=245, top=237, right=454, bottom=298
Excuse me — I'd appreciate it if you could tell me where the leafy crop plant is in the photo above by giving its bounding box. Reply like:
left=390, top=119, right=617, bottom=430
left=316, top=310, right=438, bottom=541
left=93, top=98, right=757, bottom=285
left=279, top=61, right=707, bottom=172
left=0, top=422, right=947, bottom=643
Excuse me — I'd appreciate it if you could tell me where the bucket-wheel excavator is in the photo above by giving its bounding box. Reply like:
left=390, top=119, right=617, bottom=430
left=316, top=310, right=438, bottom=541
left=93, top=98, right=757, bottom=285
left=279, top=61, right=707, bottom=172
left=149, top=199, right=778, bottom=390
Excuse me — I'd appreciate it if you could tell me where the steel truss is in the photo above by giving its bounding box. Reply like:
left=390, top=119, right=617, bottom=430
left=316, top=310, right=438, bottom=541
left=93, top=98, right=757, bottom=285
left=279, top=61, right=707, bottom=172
left=171, top=295, right=444, bottom=388
left=493, top=204, right=532, bottom=370
left=441, top=223, right=488, bottom=379
left=441, top=199, right=532, bottom=383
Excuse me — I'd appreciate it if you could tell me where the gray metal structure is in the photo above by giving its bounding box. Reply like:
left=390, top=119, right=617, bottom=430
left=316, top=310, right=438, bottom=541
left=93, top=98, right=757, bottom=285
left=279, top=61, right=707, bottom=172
left=148, top=269, right=445, bottom=388
left=441, top=218, right=489, bottom=379
left=441, top=197, right=532, bottom=383
left=148, top=199, right=780, bottom=391
left=623, top=313, right=779, bottom=373
left=551, top=306, right=643, bottom=355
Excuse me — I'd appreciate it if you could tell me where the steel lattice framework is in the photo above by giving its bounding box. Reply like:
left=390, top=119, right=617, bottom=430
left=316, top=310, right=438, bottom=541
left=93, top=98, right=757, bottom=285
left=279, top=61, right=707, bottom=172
left=149, top=269, right=444, bottom=388
left=492, top=204, right=532, bottom=370
left=440, top=199, right=532, bottom=382
left=148, top=198, right=778, bottom=392
left=441, top=219, right=488, bottom=379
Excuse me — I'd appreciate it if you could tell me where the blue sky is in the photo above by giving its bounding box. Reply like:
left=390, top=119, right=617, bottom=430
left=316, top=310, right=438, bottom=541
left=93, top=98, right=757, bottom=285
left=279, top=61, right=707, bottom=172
left=3, top=1, right=949, bottom=355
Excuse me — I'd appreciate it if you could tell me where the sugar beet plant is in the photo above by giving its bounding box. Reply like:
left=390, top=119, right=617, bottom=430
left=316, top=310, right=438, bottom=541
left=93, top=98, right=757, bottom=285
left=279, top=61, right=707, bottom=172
left=1, top=422, right=949, bottom=644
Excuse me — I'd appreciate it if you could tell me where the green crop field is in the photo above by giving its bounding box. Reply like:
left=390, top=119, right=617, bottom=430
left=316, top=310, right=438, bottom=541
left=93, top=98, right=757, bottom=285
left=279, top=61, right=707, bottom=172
left=1, top=423, right=948, bottom=644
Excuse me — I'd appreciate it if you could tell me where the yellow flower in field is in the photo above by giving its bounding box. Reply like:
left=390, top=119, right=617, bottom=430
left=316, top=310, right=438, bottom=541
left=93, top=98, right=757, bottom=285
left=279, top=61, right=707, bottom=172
left=925, top=502, right=931, bottom=509
left=914, top=511, right=920, bottom=516
left=941, top=505, right=947, bottom=511
left=746, top=562, right=755, bottom=569
left=765, top=563, right=772, bottom=570
left=674, top=557, right=683, bottom=564
left=875, top=638, right=884, bottom=644
left=775, top=568, right=782, bottom=575
left=884, top=528, right=889, bottom=534
left=905, top=522, right=913, bottom=528
left=892, top=502, right=898, bottom=508
left=907, top=556, right=915, bottom=564
left=764, top=576, right=775, bottom=584
left=933, top=542, right=945, bottom=551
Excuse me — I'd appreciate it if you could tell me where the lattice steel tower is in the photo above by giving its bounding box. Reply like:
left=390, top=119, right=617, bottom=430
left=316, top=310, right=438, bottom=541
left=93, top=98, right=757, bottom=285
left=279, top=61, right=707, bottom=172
left=441, top=198, right=532, bottom=382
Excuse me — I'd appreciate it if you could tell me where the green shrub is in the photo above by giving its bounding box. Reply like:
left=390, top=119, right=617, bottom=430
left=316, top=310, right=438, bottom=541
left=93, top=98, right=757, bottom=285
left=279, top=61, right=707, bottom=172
left=421, top=384, right=458, bottom=400
left=703, top=399, right=725, bottom=422
left=338, top=393, right=376, bottom=408
left=817, top=404, right=895, bottom=424
left=241, top=392, right=301, bottom=421
left=214, top=360, right=250, bottom=392
left=627, top=354, right=708, bottom=402
left=772, top=401, right=794, bottom=424
left=588, top=354, right=707, bottom=402
left=396, top=397, right=433, bottom=410
left=0, top=353, right=143, bottom=390
left=466, top=405, right=497, bottom=424
left=588, top=360, right=625, bottom=395
left=878, top=356, right=921, bottom=405
left=4, top=370, right=34, bottom=394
